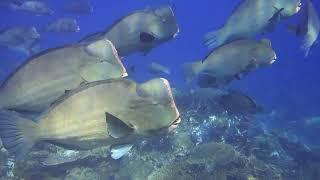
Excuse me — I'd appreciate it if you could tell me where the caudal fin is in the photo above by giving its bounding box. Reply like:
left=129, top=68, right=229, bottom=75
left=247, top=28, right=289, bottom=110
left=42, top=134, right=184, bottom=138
left=0, top=110, right=39, bottom=160
left=181, top=61, right=203, bottom=83
left=301, top=37, right=314, bottom=57
left=204, top=29, right=226, bottom=50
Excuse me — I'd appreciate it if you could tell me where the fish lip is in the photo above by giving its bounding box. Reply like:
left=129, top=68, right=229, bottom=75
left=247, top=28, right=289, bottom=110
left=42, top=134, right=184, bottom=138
left=168, top=115, right=181, bottom=131
left=270, top=54, right=277, bottom=64
left=122, top=72, right=128, bottom=78
left=296, top=2, right=302, bottom=12
left=75, top=26, right=80, bottom=32
left=158, top=78, right=181, bottom=131
left=172, top=27, right=180, bottom=38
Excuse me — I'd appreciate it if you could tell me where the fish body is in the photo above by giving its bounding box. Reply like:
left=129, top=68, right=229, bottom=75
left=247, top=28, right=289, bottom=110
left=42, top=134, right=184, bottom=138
left=80, top=6, right=179, bottom=57
left=182, top=39, right=277, bottom=87
left=147, top=62, right=170, bottom=75
left=218, top=91, right=263, bottom=114
left=290, top=0, right=320, bottom=57
left=62, top=0, right=93, bottom=15
left=0, top=78, right=180, bottom=159
left=0, top=40, right=127, bottom=112
left=45, top=17, right=80, bottom=33
left=305, top=116, right=320, bottom=128
left=10, top=0, right=53, bottom=15
left=0, top=26, right=40, bottom=55
left=204, top=0, right=301, bottom=50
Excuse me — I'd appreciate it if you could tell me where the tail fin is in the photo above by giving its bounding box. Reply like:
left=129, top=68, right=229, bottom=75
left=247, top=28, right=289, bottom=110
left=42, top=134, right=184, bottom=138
left=181, top=61, right=203, bottom=83
left=204, top=29, right=226, bottom=50
left=301, top=37, right=313, bottom=57
left=0, top=110, right=40, bottom=160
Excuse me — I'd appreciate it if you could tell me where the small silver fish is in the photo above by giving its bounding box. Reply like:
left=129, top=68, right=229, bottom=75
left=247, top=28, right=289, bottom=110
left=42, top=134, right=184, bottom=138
left=45, top=17, right=80, bottom=33
left=9, top=0, right=53, bottom=15
left=0, top=26, right=40, bottom=55
left=147, top=62, right=170, bottom=75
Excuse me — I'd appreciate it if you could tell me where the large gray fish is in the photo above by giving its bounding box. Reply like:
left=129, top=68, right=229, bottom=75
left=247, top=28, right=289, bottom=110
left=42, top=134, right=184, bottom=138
left=204, top=0, right=302, bottom=50
left=9, top=0, right=53, bottom=15
left=0, top=40, right=127, bottom=113
left=288, top=0, right=320, bottom=57
left=182, top=39, right=277, bottom=87
left=45, top=17, right=80, bottom=33
left=80, top=6, right=179, bottom=57
left=0, top=26, right=40, bottom=55
left=0, top=78, right=181, bottom=160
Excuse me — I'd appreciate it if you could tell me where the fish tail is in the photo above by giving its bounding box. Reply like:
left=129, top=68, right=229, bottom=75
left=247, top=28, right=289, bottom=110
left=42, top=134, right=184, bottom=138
left=181, top=61, right=203, bottom=83
left=0, top=109, right=40, bottom=160
left=301, top=37, right=313, bottom=57
left=204, top=29, right=226, bottom=50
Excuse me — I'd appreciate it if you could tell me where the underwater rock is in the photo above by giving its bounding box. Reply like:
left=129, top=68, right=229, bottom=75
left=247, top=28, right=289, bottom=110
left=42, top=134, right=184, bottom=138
left=248, top=133, right=287, bottom=162
left=147, top=161, right=195, bottom=180
left=0, top=146, right=14, bottom=180
left=148, top=142, right=283, bottom=180
left=10, top=144, right=119, bottom=179
left=277, top=134, right=320, bottom=163
left=65, top=167, right=99, bottom=180
left=186, top=142, right=236, bottom=169
left=115, top=148, right=175, bottom=180
left=171, top=130, right=194, bottom=156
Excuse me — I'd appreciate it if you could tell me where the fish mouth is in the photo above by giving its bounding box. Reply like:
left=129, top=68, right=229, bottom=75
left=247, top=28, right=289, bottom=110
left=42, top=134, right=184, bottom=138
left=157, top=78, right=181, bottom=131
left=270, top=54, right=277, bottom=64
left=168, top=115, right=181, bottom=132
left=75, top=26, right=80, bottom=32
left=121, top=72, right=128, bottom=78
left=296, top=2, right=302, bottom=12
left=172, top=27, right=180, bottom=38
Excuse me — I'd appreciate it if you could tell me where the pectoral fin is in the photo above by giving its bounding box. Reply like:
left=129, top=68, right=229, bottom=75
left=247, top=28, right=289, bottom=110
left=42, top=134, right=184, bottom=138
left=106, top=112, right=134, bottom=139
left=266, top=7, right=284, bottom=33
left=80, top=61, right=125, bottom=82
left=110, top=144, right=133, bottom=159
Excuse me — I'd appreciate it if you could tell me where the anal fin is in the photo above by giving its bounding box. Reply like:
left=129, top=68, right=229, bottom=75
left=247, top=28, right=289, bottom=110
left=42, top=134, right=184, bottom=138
left=110, top=144, right=133, bottom=159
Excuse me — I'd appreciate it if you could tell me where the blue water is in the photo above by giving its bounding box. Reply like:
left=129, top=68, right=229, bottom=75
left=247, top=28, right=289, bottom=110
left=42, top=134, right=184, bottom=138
left=0, top=0, right=319, bottom=143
